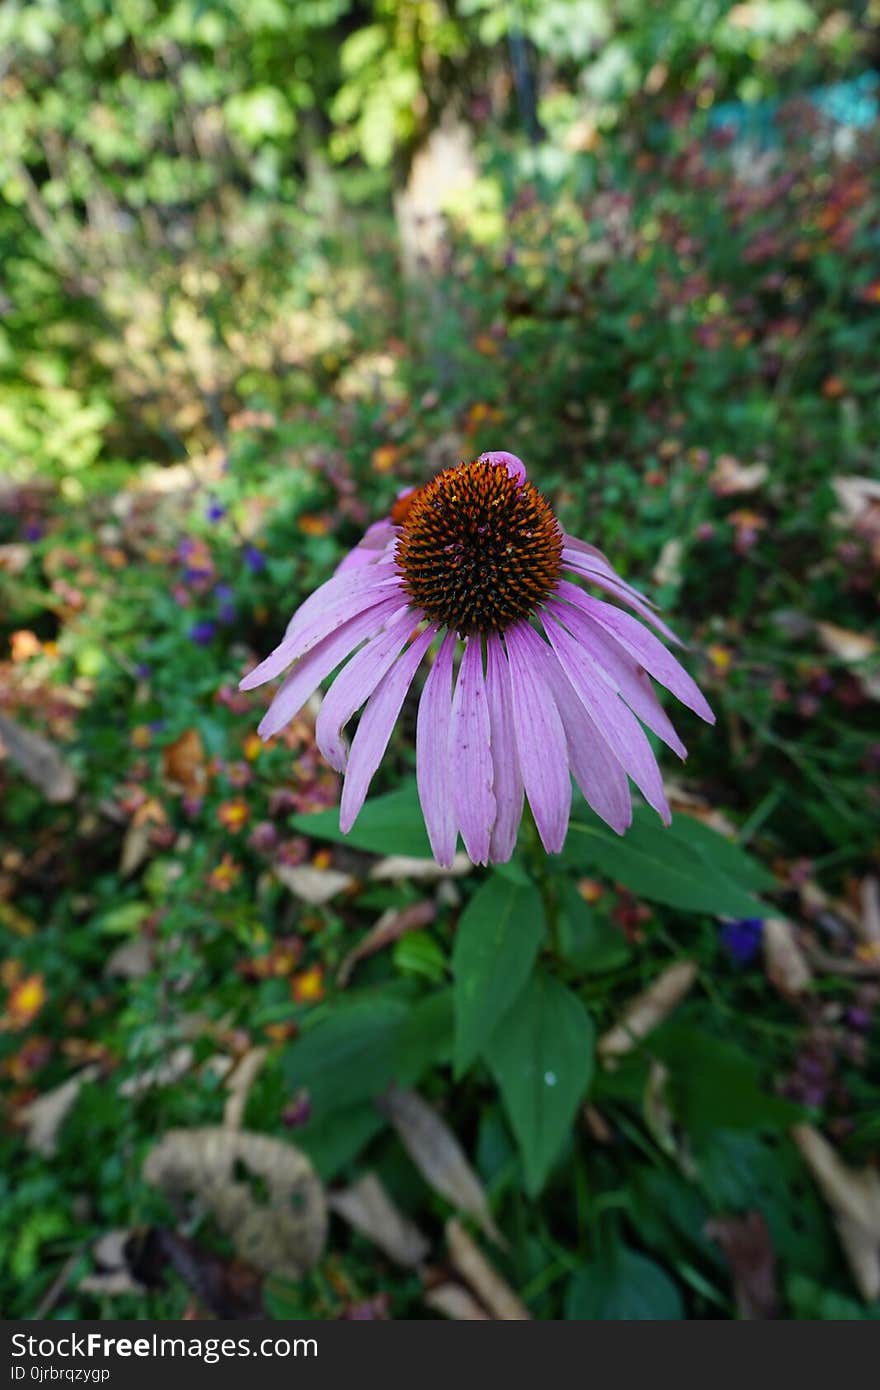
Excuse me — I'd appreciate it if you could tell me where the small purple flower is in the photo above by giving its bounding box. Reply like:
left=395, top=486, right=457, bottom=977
left=215, top=583, right=236, bottom=624
left=206, top=499, right=226, bottom=522
left=244, top=545, right=266, bottom=573
left=720, top=917, right=764, bottom=966
left=188, top=620, right=217, bottom=646
left=134, top=662, right=152, bottom=680
left=282, top=1090, right=312, bottom=1128
left=22, top=521, right=44, bottom=542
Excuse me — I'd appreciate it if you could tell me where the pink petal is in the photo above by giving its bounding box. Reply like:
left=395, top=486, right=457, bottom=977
left=485, top=633, right=524, bottom=863
left=542, top=613, right=670, bottom=823
left=503, top=622, right=571, bottom=854
left=547, top=599, right=687, bottom=758
left=340, top=626, right=437, bottom=833
left=242, top=563, right=400, bottom=690
left=416, top=632, right=458, bottom=868
left=478, top=450, right=526, bottom=486
left=557, top=586, right=715, bottom=723
left=543, top=653, right=632, bottom=834
left=257, top=597, right=405, bottom=739
left=559, top=556, right=681, bottom=645
left=334, top=520, right=398, bottom=575
left=316, top=607, right=421, bottom=771
left=450, top=637, right=496, bottom=866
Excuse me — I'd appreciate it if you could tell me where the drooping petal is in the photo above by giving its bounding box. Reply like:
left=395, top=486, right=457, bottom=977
left=340, top=626, right=437, bottom=833
left=556, top=585, right=715, bottom=723
left=559, top=554, right=681, bottom=645
left=503, top=622, right=571, bottom=854
left=334, top=520, right=398, bottom=575
left=316, top=607, right=421, bottom=771
left=242, top=562, right=401, bottom=690
left=257, top=596, right=406, bottom=739
left=416, top=632, right=458, bottom=868
left=547, top=598, right=687, bottom=758
left=542, top=612, right=670, bottom=823
left=543, top=652, right=632, bottom=834
left=449, top=637, right=496, bottom=866
left=478, top=450, right=526, bottom=486
left=484, top=633, right=524, bottom=863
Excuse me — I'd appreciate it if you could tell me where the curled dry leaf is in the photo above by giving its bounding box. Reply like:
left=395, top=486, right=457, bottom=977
left=816, top=623, right=880, bottom=701
left=18, top=1066, right=99, bottom=1156
left=763, top=918, right=812, bottom=997
left=424, top=1282, right=489, bottom=1320
left=652, top=537, right=683, bottom=588
left=859, top=878, right=880, bottom=949
left=119, top=1044, right=194, bottom=1098
left=792, top=1124, right=880, bottom=1303
left=445, top=1219, right=530, bottom=1320
left=709, top=456, right=769, bottom=496
left=337, top=900, right=436, bottom=986
left=664, top=781, right=737, bottom=836
left=143, top=1127, right=327, bottom=1279
left=104, top=935, right=155, bottom=979
left=0, top=712, right=77, bottom=803
left=275, top=863, right=354, bottom=905
left=378, top=1086, right=503, bottom=1246
left=705, top=1211, right=779, bottom=1319
left=369, top=852, right=472, bottom=882
left=598, top=961, right=698, bottom=1065
left=223, top=1047, right=268, bottom=1130
left=161, top=728, right=209, bottom=797
left=329, top=1172, right=430, bottom=1268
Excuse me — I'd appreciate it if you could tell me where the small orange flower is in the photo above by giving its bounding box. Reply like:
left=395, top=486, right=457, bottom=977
left=291, top=965, right=324, bottom=1004
left=4, top=974, right=46, bottom=1031
left=10, top=630, right=41, bottom=662
left=577, top=878, right=605, bottom=904
left=242, top=733, right=263, bottom=762
left=312, top=848, right=333, bottom=871
left=371, top=445, right=399, bottom=475
left=707, top=644, right=733, bottom=675
left=209, top=854, right=241, bottom=892
left=218, top=800, right=250, bottom=832
left=822, top=376, right=846, bottom=399
left=474, top=333, right=499, bottom=356
left=298, top=513, right=332, bottom=537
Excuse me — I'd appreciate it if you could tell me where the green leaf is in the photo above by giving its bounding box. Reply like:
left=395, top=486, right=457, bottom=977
left=294, top=1103, right=385, bottom=1182
left=652, top=1025, right=802, bottom=1136
left=291, top=779, right=433, bottom=858
left=485, top=968, right=594, bottom=1195
left=556, top=878, right=631, bottom=974
left=281, top=993, right=409, bottom=1118
left=566, top=1243, right=684, bottom=1320
left=453, top=874, right=545, bottom=1075
left=562, top=805, right=770, bottom=916
left=398, top=988, right=454, bottom=1084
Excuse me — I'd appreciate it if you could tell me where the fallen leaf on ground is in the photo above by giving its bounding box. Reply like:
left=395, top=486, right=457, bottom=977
left=18, top=1066, right=99, bottom=1155
left=378, top=1086, right=503, bottom=1246
left=792, top=1124, right=880, bottom=1302
left=598, top=961, right=698, bottom=1064
left=275, top=864, right=354, bottom=905
left=143, top=1127, right=326, bottom=1278
left=763, top=918, right=812, bottom=997
left=0, top=713, right=77, bottom=803
left=337, top=901, right=436, bottom=986
left=705, top=1211, right=779, bottom=1319
left=816, top=623, right=880, bottom=701
left=161, top=728, right=209, bottom=796
left=423, top=1282, right=489, bottom=1320
left=329, top=1172, right=430, bottom=1268
left=710, top=456, right=769, bottom=495
left=369, top=853, right=472, bottom=882
left=223, top=1047, right=268, bottom=1130
left=119, top=1045, right=194, bottom=1098
left=445, top=1219, right=530, bottom=1320
left=104, top=936, right=155, bottom=979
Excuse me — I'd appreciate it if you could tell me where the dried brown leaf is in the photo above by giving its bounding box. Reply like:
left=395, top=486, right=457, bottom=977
left=710, top=457, right=769, bottom=496
left=792, top=1124, right=880, bottom=1302
left=223, top=1047, right=268, bottom=1130
left=598, top=961, right=698, bottom=1064
left=143, top=1126, right=326, bottom=1278
left=816, top=623, right=880, bottom=701
left=105, top=935, right=155, bottom=979
left=161, top=728, right=209, bottom=796
left=445, top=1219, right=530, bottom=1320
left=0, top=712, right=77, bottom=803
left=368, top=853, right=472, bottom=882
left=705, top=1212, right=779, bottom=1319
left=378, top=1086, right=503, bottom=1246
left=337, top=901, right=436, bottom=986
left=763, top=918, right=812, bottom=997
left=329, top=1172, right=430, bottom=1268
left=275, top=863, right=354, bottom=905
left=424, top=1282, right=489, bottom=1320
left=18, top=1066, right=98, bottom=1156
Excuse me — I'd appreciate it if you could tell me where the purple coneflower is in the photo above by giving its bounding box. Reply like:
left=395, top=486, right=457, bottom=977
left=240, top=452, right=714, bottom=867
